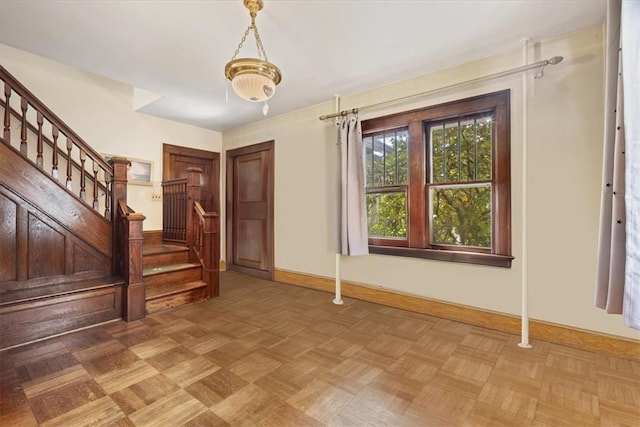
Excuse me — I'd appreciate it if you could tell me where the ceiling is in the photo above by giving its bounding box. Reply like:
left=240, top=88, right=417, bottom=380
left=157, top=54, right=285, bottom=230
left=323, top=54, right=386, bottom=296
left=0, top=0, right=605, bottom=133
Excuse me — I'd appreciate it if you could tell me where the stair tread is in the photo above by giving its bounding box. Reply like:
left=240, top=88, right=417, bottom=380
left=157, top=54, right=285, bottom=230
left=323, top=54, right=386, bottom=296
left=143, top=244, right=189, bottom=256
left=0, top=276, right=126, bottom=306
left=143, top=263, right=200, bottom=277
left=146, top=280, right=207, bottom=300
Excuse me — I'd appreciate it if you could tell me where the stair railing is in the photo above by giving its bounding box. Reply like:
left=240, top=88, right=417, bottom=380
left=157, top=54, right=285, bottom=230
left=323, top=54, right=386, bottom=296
left=192, top=202, right=220, bottom=298
left=1, top=65, right=145, bottom=319
left=174, top=167, right=219, bottom=298
left=1, top=65, right=113, bottom=219
left=161, top=177, right=188, bottom=242
left=117, top=200, right=146, bottom=320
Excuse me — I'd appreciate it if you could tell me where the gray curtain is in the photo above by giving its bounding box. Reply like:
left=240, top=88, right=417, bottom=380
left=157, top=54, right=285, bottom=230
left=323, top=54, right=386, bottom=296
left=596, top=0, right=640, bottom=329
left=336, top=115, right=369, bottom=256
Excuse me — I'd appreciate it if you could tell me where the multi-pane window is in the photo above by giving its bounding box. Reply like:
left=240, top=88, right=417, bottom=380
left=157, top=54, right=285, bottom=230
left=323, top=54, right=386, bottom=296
left=361, top=90, right=512, bottom=267
left=428, top=114, right=493, bottom=249
left=364, top=128, right=408, bottom=240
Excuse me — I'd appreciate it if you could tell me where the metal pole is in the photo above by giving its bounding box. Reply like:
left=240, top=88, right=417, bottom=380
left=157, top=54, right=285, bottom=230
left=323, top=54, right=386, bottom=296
left=319, top=56, right=563, bottom=121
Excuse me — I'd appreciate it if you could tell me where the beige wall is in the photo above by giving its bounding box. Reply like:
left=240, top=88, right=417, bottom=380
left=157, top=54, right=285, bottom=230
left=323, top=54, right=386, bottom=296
left=2, top=26, right=637, bottom=340
left=223, top=25, right=639, bottom=341
left=0, top=44, right=222, bottom=230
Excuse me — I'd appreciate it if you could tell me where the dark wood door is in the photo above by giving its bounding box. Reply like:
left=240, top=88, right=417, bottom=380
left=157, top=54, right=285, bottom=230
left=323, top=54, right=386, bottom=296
left=163, top=144, right=220, bottom=212
left=226, top=141, right=274, bottom=279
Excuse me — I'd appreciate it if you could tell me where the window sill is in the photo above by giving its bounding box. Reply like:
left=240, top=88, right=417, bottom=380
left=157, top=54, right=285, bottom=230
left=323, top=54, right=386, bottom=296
left=369, top=245, right=513, bottom=268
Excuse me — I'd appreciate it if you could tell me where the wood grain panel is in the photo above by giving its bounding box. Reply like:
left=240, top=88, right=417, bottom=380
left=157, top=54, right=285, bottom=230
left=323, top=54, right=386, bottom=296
left=0, top=192, right=17, bottom=282
left=236, top=219, right=262, bottom=265
left=0, top=185, right=110, bottom=290
left=72, top=243, right=104, bottom=274
left=274, top=268, right=640, bottom=361
left=27, top=213, right=65, bottom=279
left=0, top=143, right=111, bottom=257
left=0, top=285, right=123, bottom=349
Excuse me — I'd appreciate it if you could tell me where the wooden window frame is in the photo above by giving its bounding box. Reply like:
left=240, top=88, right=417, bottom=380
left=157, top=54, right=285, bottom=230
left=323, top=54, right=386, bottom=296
left=362, top=90, right=513, bottom=268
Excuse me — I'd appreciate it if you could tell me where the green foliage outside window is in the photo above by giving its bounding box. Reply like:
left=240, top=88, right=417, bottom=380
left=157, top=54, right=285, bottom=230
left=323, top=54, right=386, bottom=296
left=364, top=128, right=408, bottom=238
left=367, top=192, right=407, bottom=238
left=431, top=185, right=491, bottom=248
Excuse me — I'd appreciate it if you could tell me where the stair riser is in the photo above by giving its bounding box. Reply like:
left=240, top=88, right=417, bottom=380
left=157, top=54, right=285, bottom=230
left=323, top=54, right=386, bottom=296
left=146, top=287, right=207, bottom=314
left=143, top=251, right=190, bottom=269
left=0, top=285, right=123, bottom=349
left=144, top=268, right=202, bottom=289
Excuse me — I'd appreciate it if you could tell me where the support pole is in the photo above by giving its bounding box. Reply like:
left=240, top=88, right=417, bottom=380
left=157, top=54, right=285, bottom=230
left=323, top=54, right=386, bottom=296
left=334, top=94, right=344, bottom=306
left=519, top=39, right=532, bottom=349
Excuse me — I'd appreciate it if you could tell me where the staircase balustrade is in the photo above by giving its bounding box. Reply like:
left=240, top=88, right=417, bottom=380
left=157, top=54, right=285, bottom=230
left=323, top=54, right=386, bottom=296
left=1, top=65, right=112, bottom=220
left=162, top=178, right=188, bottom=242
left=162, top=167, right=219, bottom=298
left=0, top=65, right=148, bottom=345
left=192, top=201, right=220, bottom=298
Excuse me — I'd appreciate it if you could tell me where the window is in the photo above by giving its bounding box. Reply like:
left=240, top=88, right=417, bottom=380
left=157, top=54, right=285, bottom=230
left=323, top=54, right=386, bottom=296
left=362, top=90, right=512, bottom=267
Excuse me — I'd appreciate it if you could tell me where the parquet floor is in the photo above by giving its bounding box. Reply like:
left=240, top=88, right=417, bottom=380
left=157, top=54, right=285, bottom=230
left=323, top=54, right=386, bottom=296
left=1, top=271, right=639, bottom=426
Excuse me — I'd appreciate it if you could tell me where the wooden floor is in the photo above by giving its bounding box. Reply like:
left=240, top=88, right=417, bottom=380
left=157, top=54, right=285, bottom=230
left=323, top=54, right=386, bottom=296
left=1, top=272, right=638, bottom=426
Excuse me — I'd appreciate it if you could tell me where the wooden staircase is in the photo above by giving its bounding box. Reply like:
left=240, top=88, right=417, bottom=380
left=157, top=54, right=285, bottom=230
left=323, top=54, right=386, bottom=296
left=143, top=243, right=208, bottom=313
left=0, top=65, right=219, bottom=350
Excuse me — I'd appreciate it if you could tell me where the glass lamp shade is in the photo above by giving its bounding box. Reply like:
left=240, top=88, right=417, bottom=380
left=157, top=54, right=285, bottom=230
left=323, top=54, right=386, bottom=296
left=225, top=58, right=282, bottom=102
left=231, top=73, right=276, bottom=102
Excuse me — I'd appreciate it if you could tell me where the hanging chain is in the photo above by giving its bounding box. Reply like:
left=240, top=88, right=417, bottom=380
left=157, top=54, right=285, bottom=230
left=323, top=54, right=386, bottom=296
left=230, top=15, right=269, bottom=62
left=253, top=25, right=268, bottom=62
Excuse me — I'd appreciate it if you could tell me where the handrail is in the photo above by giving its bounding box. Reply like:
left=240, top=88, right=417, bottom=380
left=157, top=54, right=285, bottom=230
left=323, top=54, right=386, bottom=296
left=118, top=199, right=135, bottom=216
left=1, top=98, right=108, bottom=193
left=162, top=177, right=187, bottom=185
left=190, top=200, right=219, bottom=298
left=0, top=65, right=111, bottom=173
left=194, top=201, right=206, bottom=219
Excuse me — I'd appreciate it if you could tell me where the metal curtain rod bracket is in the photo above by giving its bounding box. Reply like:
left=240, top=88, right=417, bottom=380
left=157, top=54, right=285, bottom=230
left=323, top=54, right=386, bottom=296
left=318, top=55, right=563, bottom=121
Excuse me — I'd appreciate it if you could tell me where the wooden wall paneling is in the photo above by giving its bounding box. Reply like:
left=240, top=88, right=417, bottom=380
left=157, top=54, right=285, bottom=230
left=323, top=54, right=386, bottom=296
left=16, top=203, right=28, bottom=282
left=27, top=212, right=65, bottom=279
left=0, top=192, right=17, bottom=282
left=72, top=242, right=107, bottom=274
left=0, top=143, right=112, bottom=257
left=0, top=284, right=123, bottom=349
left=0, top=184, right=110, bottom=291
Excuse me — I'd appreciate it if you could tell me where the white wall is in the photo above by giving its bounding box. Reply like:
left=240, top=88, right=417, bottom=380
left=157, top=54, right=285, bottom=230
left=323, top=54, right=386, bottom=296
left=223, top=25, right=639, bottom=341
left=0, top=44, right=222, bottom=230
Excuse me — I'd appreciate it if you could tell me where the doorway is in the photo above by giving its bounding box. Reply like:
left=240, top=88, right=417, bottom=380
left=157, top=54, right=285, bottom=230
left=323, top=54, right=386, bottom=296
left=162, top=143, right=220, bottom=213
left=226, top=141, right=274, bottom=279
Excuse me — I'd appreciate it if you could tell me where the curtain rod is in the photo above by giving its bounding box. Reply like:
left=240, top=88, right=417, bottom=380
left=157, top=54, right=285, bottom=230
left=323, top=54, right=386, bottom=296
left=318, top=56, right=563, bottom=121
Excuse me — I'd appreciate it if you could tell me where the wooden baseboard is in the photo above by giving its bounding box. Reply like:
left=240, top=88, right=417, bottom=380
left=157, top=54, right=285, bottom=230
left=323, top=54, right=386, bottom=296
left=220, top=260, right=226, bottom=271
left=273, top=268, right=640, bottom=361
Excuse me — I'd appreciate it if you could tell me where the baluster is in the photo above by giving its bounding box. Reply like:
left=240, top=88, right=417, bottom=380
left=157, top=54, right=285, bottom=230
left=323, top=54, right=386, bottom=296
left=104, top=172, right=111, bottom=219
left=79, top=149, right=87, bottom=200
left=51, top=125, right=59, bottom=179
left=20, top=98, right=28, bottom=155
left=66, top=136, right=73, bottom=190
left=36, top=112, right=44, bottom=168
left=3, top=82, right=10, bottom=142
left=92, top=160, right=99, bottom=210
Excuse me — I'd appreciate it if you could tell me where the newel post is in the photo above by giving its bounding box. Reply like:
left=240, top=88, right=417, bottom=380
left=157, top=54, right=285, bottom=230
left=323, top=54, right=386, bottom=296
left=123, top=212, right=146, bottom=320
left=186, top=167, right=203, bottom=258
left=109, top=157, right=129, bottom=275
left=202, top=212, right=220, bottom=297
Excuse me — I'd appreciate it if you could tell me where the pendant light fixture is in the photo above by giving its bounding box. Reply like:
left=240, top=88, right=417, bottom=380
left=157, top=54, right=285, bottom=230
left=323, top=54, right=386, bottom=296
left=225, top=0, right=282, bottom=108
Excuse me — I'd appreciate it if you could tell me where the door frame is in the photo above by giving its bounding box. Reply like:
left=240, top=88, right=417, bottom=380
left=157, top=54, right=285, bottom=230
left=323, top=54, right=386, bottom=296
left=225, top=141, right=274, bottom=280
